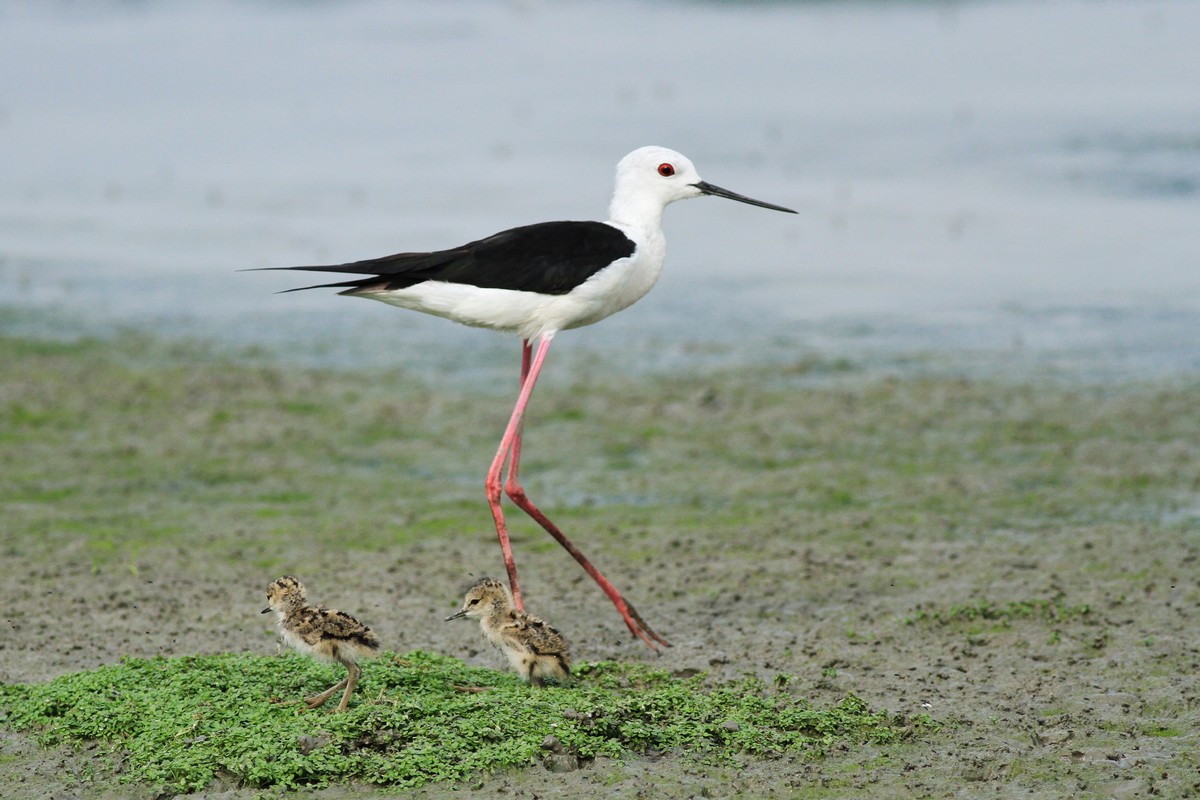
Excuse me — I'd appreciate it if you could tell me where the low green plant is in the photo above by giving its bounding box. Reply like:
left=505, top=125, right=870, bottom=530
left=904, top=598, right=1090, bottom=627
left=0, top=652, right=914, bottom=792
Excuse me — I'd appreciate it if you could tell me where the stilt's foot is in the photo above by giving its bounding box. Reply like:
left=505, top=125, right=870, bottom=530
left=334, top=681, right=357, bottom=713
left=330, top=666, right=362, bottom=713
left=303, top=678, right=348, bottom=710
left=619, top=599, right=671, bottom=651
left=305, top=693, right=332, bottom=710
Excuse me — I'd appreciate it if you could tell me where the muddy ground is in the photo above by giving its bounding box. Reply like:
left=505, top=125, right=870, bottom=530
left=1, top=333, right=1198, bottom=798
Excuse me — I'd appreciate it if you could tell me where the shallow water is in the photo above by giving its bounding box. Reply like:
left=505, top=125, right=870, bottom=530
left=1, top=0, right=1197, bottom=380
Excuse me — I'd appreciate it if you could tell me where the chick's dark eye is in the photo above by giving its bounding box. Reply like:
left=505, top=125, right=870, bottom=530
left=658, top=163, right=675, bottom=177
left=468, top=598, right=479, bottom=606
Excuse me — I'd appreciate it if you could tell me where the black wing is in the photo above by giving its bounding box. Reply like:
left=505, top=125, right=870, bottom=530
left=273, top=220, right=636, bottom=297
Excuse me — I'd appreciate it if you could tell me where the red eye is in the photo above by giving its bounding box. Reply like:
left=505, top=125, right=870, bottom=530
left=657, top=163, right=675, bottom=177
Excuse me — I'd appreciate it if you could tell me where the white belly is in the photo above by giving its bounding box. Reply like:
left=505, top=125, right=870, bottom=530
left=357, top=248, right=664, bottom=341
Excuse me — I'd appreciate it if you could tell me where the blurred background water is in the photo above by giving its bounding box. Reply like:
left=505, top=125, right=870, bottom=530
left=1, top=0, right=1197, bottom=382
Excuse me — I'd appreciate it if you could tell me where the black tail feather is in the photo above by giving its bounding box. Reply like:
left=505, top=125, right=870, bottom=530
left=274, top=277, right=380, bottom=294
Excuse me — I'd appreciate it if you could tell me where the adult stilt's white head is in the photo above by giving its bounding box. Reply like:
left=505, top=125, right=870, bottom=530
left=608, top=146, right=797, bottom=227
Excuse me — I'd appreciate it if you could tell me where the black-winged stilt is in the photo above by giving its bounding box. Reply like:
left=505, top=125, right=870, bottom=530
left=446, top=576, right=572, bottom=687
left=265, top=146, right=795, bottom=650
left=263, top=575, right=381, bottom=712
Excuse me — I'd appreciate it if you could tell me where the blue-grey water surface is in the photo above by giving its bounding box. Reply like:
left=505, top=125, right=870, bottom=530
left=1, top=0, right=1197, bottom=383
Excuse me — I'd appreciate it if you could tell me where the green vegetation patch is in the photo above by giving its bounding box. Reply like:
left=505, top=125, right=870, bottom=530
left=905, top=597, right=1091, bottom=627
left=0, top=652, right=919, bottom=792
left=4, top=331, right=1199, bottom=575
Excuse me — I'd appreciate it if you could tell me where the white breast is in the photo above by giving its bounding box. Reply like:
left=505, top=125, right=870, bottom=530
left=280, top=626, right=318, bottom=658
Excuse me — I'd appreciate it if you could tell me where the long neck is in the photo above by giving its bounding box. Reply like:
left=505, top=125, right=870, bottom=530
left=608, top=190, right=666, bottom=233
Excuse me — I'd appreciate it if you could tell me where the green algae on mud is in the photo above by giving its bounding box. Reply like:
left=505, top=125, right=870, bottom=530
left=4, top=330, right=1197, bottom=574
left=0, top=652, right=916, bottom=792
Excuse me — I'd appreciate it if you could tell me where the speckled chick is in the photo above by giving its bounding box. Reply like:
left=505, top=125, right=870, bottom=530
left=262, top=575, right=381, bottom=712
left=445, top=577, right=571, bottom=686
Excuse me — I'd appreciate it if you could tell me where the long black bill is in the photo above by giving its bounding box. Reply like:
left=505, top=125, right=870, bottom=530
left=693, top=181, right=797, bottom=214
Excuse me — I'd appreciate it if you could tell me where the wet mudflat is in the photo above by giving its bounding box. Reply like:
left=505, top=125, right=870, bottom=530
left=2, top=0, right=1198, bottom=794
left=2, top=332, right=1197, bottom=798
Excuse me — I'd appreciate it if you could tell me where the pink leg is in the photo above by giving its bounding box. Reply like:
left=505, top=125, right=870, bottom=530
left=495, top=336, right=669, bottom=651
left=484, top=341, right=540, bottom=611
left=506, top=339, right=534, bottom=509
left=504, top=340, right=534, bottom=550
